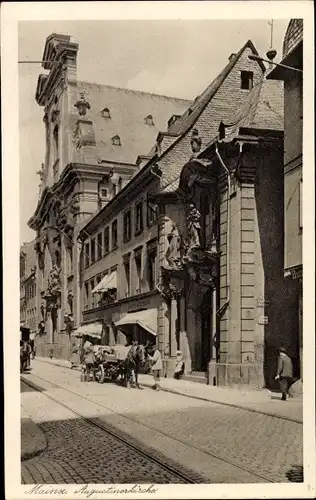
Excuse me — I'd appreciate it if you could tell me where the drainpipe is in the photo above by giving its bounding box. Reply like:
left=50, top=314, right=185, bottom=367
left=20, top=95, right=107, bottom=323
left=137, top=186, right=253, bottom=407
left=215, top=143, right=231, bottom=309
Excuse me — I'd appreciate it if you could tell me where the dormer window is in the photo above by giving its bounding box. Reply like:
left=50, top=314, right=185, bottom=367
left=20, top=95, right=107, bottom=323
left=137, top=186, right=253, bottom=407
left=168, top=114, right=181, bottom=129
left=240, top=71, right=253, bottom=90
left=112, top=135, right=121, bottom=146
left=144, top=114, right=154, bottom=126
left=101, top=108, right=111, bottom=118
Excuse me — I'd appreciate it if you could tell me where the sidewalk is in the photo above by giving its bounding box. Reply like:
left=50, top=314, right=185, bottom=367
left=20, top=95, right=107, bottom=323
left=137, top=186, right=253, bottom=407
left=35, top=356, right=303, bottom=423
left=21, top=405, right=47, bottom=461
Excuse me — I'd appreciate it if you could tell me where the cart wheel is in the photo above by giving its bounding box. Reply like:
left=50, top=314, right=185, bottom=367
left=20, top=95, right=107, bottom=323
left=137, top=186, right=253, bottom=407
left=98, top=364, right=105, bottom=384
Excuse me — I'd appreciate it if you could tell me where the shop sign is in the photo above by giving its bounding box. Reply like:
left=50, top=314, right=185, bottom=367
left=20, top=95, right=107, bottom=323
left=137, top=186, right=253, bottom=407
left=127, top=299, right=150, bottom=312
left=258, top=316, right=268, bottom=325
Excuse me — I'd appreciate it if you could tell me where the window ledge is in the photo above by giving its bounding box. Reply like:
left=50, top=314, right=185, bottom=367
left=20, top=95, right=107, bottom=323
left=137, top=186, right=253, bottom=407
left=135, top=229, right=143, bottom=237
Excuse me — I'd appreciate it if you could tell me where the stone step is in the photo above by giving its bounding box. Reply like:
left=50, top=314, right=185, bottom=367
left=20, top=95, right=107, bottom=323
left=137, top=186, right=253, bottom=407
left=182, top=372, right=208, bottom=385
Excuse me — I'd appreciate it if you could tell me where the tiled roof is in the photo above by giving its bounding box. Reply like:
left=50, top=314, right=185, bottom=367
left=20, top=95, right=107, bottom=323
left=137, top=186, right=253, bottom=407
left=283, top=19, right=303, bottom=59
left=71, top=81, right=191, bottom=164
left=159, top=78, right=283, bottom=194
left=166, top=40, right=265, bottom=137
left=221, top=78, right=284, bottom=137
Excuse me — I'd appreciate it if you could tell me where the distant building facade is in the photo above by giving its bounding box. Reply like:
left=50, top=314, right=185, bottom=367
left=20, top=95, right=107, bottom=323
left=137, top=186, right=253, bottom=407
left=20, top=241, right=37, bottom=335
left=78, top=40, right=298, bottom=386
left=27, top=33, right=190, bottom=358
left=268, top=19, right=303, bottom=377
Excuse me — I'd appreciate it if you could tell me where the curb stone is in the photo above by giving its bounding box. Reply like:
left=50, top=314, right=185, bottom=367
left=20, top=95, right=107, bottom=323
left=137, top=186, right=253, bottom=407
left=21, top=415, right=47, bottom=461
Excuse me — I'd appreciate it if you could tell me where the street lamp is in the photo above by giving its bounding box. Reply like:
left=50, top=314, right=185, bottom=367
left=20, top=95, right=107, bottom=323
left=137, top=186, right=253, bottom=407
left=248, top=54, right=303, bottom=73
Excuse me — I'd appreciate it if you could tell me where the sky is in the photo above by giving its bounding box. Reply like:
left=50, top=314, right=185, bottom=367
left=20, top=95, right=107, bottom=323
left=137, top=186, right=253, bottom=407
left=19, top=19, right=289, bottom=243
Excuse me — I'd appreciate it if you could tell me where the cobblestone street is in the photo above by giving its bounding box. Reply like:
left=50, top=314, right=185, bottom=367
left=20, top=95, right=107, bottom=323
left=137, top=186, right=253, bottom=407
left=21, top=361, right=303, bottom=484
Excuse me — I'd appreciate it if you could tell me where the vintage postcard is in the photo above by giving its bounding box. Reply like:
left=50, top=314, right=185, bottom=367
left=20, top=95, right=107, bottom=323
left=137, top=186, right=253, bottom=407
left=1, top=1, right=315, bottom=499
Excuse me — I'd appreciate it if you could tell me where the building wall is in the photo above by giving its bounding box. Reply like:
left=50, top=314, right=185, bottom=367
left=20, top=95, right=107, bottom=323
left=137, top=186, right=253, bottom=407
left=217, top=147, right=299, bottom=388
left=283, top=73, right=303, bottom=271
left=284, top=164, right=302, bottom=270
left=25, top=276, right=37, bottom=334
left=284, top=74, right=302, bottom=165
left=20, top=242, right=37, bottom=330
left=81, top=180, right=159, bottom=309
left=79, top=177, right=162, bottom=351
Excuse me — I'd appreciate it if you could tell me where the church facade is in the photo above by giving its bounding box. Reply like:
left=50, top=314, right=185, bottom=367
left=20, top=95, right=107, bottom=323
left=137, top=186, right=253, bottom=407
left=28, top=33, right=190, bottom=359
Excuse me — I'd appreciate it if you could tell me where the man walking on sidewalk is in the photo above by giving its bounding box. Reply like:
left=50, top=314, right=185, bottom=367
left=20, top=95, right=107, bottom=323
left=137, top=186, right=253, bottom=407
left=275, top=346, right=294, bottom=401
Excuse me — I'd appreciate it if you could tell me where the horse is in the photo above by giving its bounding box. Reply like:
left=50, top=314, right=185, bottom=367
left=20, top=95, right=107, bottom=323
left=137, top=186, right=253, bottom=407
left=20, top=341, right=31, bottom=373
left=123, top=343, right=147, bottom=389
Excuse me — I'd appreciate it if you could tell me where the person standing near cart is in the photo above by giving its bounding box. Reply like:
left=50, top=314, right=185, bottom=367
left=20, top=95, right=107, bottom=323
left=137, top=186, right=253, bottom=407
left=148, top=343, right=162, bottom=391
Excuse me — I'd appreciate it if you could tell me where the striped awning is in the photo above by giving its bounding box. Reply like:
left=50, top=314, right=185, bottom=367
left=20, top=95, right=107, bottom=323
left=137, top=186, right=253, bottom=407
left=114, top=309, right=157, bottom=337
left=71, top=322, right=103, bottom=339
left=92, top=271, right=117, bottom=294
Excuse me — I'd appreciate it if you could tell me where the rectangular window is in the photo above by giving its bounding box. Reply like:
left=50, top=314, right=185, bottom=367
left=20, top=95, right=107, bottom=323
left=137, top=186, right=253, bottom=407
left=240, top=71, right=253, bottom=90
left=135, top=201, right=143, bottom=235
left=123, top=210, right=132, bottom=242
left=299, top=178, right=303, bottom=230
left=104, top=227, right=109, bottom=255
left=147, top=198, right=157, bottom=226
left=101, top=188, right=108, bottom=198
left=97, top=232, right=103, bottom=260
left=90, top=278, right=95, bottom=308
left=147, top=250, right=157, bottom=291
left=123, top=256, right=131, bottom=297
left=90, top=238, right=96, bottom=264
left=111, top=220, right=118, bottom=249
left=135, top=252, right=142, bottom=294
left=84, top=282, right=89, bottom=309
left=85, top=243, right=90, bottom=267
left=66, top=246, right=73, bottom=276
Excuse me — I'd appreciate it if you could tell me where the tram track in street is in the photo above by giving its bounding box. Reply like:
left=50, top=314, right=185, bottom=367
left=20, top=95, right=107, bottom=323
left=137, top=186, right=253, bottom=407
left=21, top=376, right=202, bottom=484
left=21, top=372, right=275, bottom=483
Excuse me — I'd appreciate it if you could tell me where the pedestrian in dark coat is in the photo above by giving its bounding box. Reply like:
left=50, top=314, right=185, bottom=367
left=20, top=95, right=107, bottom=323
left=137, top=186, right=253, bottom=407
left=275, top=347, right=294, bottom=400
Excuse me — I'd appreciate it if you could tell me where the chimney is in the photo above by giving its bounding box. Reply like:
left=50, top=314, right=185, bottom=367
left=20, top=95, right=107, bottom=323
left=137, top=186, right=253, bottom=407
left=229, top=53, right=236, bottom=62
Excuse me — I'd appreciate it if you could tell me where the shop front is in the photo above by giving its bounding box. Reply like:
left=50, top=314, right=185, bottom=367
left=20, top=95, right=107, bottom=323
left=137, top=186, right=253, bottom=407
left=81, top=291, right=162, bottom=350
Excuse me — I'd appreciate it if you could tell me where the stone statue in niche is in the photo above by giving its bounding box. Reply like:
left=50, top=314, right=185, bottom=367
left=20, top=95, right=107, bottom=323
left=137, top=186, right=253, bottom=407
left=165, top=224, right=182, bottom=269
left=187, top=204, right=201, bottom=249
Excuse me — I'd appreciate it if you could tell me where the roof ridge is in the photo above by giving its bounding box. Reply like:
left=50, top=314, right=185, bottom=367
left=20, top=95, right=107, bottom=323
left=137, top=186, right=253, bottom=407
left=77, top=80, right=192, bottom=103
